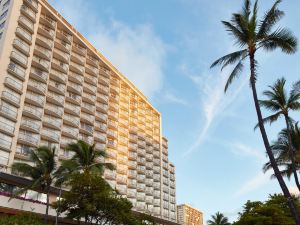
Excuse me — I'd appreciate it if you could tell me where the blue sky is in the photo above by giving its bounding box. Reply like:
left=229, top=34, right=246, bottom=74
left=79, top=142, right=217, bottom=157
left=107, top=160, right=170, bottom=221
left=49, top=0, right=300, bottom=222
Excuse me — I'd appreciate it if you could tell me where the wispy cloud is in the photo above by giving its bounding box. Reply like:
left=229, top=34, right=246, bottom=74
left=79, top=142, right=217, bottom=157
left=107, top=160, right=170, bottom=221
left=183, top=66, right=247, bottom=155
left=50, top=0, right=167, bottom=99
left=230, top=143, right=266, bottom=162
left=161, top=91, right=188, bottom=105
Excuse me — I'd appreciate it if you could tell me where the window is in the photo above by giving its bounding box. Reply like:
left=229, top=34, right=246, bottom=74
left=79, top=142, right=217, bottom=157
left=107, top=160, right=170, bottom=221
left=0, top=21, right=5, bottom=29
left=0, top=9, right=8, bottom=20
left=2, top=0, right=10, bottom=9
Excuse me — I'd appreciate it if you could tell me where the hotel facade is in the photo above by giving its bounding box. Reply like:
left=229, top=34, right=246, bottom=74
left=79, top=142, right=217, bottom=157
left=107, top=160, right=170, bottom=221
left=0, top=0, right=176, bottom=222
left=177, top=204, right=203, bottom=225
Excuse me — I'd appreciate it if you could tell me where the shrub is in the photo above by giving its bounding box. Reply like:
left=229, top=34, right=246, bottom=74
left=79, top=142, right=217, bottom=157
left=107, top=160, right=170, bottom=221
left=0, top=212, right=45, bottom=225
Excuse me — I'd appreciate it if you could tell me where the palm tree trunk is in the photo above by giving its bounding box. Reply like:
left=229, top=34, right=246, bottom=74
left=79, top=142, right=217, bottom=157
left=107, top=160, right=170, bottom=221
left=45, top=190, right=50, bottom=224
left=284, top=115, right=300, bottom=192
left=249, top=53, right=300, bottom=224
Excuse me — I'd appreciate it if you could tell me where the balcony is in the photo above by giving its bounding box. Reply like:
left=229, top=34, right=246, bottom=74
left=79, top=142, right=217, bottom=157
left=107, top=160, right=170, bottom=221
left=13, top=38, right=30, bottom=56
left=107, top=139, right=117, bottom=149
left=146, top=154, right=154, bottom=162
left=95, top=113, right=107, bottom=123
left=34, top=45, right=51, bottom=60
left=53, top=48, right=69, bottom=63
left=44, top=104, right=63, bottom=118
left=69, top=61, right=84, bottom=75
left=48, top=80, right=65, bottom=95
left=36, top=34, right=53, bottom=49
left=67, top=82, right=82, bottom=95
left=129, top=143, right=137, bottom=151
left=84, top=74, right=97, bottom=86
left=62, top=126, right=78, bottom=139
left=128, top=179, right=137, bottom=188
left=117, top=176, right=127, bottom=185
left=55, top=38, right=71, bottom=53
left=38, top=25, right=55, bottom=40
left=110, top=102, right=119, bottom=112
left=83, top=83, right=97, bottom=95
left=73, top=43, right=86, bottom=56
left=4, top=77, right=23, bottom=94
left=16, top=145, right=33, bottom=158
left=153, top=199, right=160, bottom=206
left=95, top=143, right=106, bottom=151
left=43, top=116, right=62, bottom=130
left=40, top=14, right=56, bottom=29
left=82, top=92, right=96, bottom=104
left=108, top=111, right=118, bottom=121
left=95, top=121, right=107, bottom=132
left=66, top=91, right=81, bottom=106
left=21, top=5, right=36, bottom=22
left=137, top=183, right=146, bottom=192
left=23, top=105, right=42, bottom=120
left=153, top=182, right=160, bottom=190
left=80, top=123, right=94, bottom=136
left=52, top=58, right=68, bottom=74
left=99, top=67, right=111, bottom=78
left=18, top=16, right=34, bottom=33
left=71, top=52, right=85, bottom=65
left=86, top=55, right=99, bottom=67
left=65, top=103, right=80, bottom=116
left=18, top=132, right=39, bottom=147
left=7, top=62, right=26, bottom=81
left=32, top=56, right=49, bottom=72
left=27, top=79, right=46, bottom=95
left=94, top=132, right=111, bottom=143
left=0, top=120, right=15, bottom=136
left=128, top=161, right=137, bottom=169
left=97, top=94, right=109, bottom=105
left=25, top=92, right=44, bottom=107
left=107, top=130, right=117, bottom=139
left=10, top=51, right=27, bottom=68
left=20, top=119, right=40, bottom=133
left=128, top=152, right=137, bottom=160
left=98, top=76, right=110, bottom=86
left=78, top=134, right=93, bottom=145
left=127, top=189, right=136, bottom=198
left=106, top=149, right=117, bottom=159
left=2, top=91, right=20, bottom=108
left=153, top=150, right=160, bottom=158
left=63, top=114, right=80, bottom=128
left=69, top=71, right=84, bottom=84
left=24, top=0, right=38, bottom=12
left=57, top=29, right=72, bottom=44
left=97, top=85, right=109, bottom=95
left=41, top=129, right=60, bottom=143
left=85, top=64, right=98, bottom=77
left=107, top=120, right=117, bottom=131
left=47, top=92, right=64, bottom=106
left=105, top=171, right=116, bottom=180
left=50, top=69, right=67, bottom=84
left=82, top=102, right=95, bottom=114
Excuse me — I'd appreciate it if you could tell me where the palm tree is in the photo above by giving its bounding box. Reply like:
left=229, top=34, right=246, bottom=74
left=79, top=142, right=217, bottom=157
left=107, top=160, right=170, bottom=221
left=210, top=0, right=299, bottom=222
left=264, top=124, right=300, bottom=182
left=64, top=140, right=114, bottom=175
left=257, top=78, right=300, bottom=191
left=207, top=212, right=230, bottom=225
left=11, top=146, right=58, bottom=224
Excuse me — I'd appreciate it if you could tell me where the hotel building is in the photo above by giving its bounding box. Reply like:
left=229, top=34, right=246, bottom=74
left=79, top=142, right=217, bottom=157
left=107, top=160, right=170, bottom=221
left=177, top=204, right=203, bottom=225
left=0, top=0, right=176, bottom=222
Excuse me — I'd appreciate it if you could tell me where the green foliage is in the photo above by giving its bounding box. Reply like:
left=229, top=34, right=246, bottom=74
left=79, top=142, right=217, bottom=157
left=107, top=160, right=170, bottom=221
left=233, top=194, right=300, bottom=225
left=54, top=172, right=137, bottom=225
left=0, top=213, right=45, bottom=225
left=207, top=212, right=230, bottom=225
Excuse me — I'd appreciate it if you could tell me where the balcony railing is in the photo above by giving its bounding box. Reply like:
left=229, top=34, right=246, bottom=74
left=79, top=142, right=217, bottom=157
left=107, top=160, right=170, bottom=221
left=4, top=77, right=23, bottom=94
left=38, top=25, right=55, bottom=39
left=43, top=116, right=62, bottom=129
left=21, top=5, right=36, bottom=21
left=13, top=38, right=30, bottom=56
left=11, top=51, right=27, bottom=68
left=37, top=34, right=53, bottom=49
left=69, top=71, right=84, bottom=84
left=40, top=14, right=56, bottom=28
left=41, top=129, right=60, bottom=142
left=26, top=92, right=44, bottom=107
left=65, top=103, right=80, bottom=115
left=35, top=45, right=51, bottom=59
left=32, top=56, right=49, bottom=71
left=24, top=0, right=38, bottom=12
left=0, top=120, right=15, bottom=135
left=19, top=16, right=34, bottom=33
left=23, top=105, right=42, bottom=119
left=50, top=69, right=67, bottom=84
left=8, top=62, right=26, bottom=81
left=47, top=92, right=64, bottom=106
left=28, top=79, right=47, bottom=95
left=44, top=104, right=63, bottom=118
left=21, top=119, right=40, bottom=132
left=18, top=133, right=39, bottom=146
left=64, top=114, right=80, bottom=127
left=2, top=91, right=20, bottom=107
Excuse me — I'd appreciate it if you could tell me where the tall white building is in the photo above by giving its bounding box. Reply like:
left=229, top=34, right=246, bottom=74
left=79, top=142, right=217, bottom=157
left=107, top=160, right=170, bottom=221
left=0, top=0, right=176, bottom=221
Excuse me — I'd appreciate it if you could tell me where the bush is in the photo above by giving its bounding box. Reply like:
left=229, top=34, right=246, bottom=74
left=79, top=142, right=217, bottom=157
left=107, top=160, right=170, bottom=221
left=0, top=212, right=45, bottom=225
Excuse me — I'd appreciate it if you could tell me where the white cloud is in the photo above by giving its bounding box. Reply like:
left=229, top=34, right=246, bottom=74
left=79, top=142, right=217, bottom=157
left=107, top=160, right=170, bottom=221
left=235, top=170, right=273, bottom=197
left=230, top=143, right=266, bottom=162
left=183, top=66, right=247, bottom=155
left=162, top=91, right=188, bottom=105
left=50, top=0, right=166, bottom=99
left=289, top=186, right=300, bottom=196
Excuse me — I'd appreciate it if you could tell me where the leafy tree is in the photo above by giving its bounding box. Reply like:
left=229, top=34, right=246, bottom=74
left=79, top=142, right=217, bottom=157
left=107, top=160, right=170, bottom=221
left=0, top=213, right=45, bottom=225
left=11, top=146, right=58, bottom=224
left=258, top=78, right=300, bottom=191
left=233, top=194, right=300, bottom=225
left=207, top=212, right=230, bottom=225
left=54, top=172, right=136, bottom=225
left=264, top=124, right=300, bottom=181
left=210, top=0, right=299, bottom=221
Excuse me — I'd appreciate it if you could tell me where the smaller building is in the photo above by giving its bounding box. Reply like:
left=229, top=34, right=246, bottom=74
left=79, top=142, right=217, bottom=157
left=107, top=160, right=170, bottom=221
left=177, top=204, right=203, bottom=225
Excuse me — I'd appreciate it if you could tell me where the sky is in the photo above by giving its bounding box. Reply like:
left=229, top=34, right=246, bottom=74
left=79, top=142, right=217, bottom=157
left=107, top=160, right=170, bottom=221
left=48, top=0, right=300, bottom=223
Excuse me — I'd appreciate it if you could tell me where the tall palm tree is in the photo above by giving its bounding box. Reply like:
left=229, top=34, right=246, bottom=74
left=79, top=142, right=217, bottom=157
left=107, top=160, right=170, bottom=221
left=11, top=146, right=58, bottom=224
left=210, top=0, right=299, bottom=222
left=207, top=212, right=230, bottom=225
left=64, top=140, right=114, bottom=175
left=264, top=124, right=300, bottom=182
left=257, top=78, right=300, bottom=191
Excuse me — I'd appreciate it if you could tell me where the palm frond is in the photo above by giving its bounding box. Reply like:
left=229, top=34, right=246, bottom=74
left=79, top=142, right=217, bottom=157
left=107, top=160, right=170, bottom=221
left=257, top=0, right=283, bottom=39
left=210, top=49, right=248, bottom=69
left=254, top=112, right=281, bottom=130
left=224, top=61, right=244, bottom=92
left=259, top=28, right=297, bottom=54
left=221, top=21, right=247, bottom=47
left=258, top=99, right=282, bottom=112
